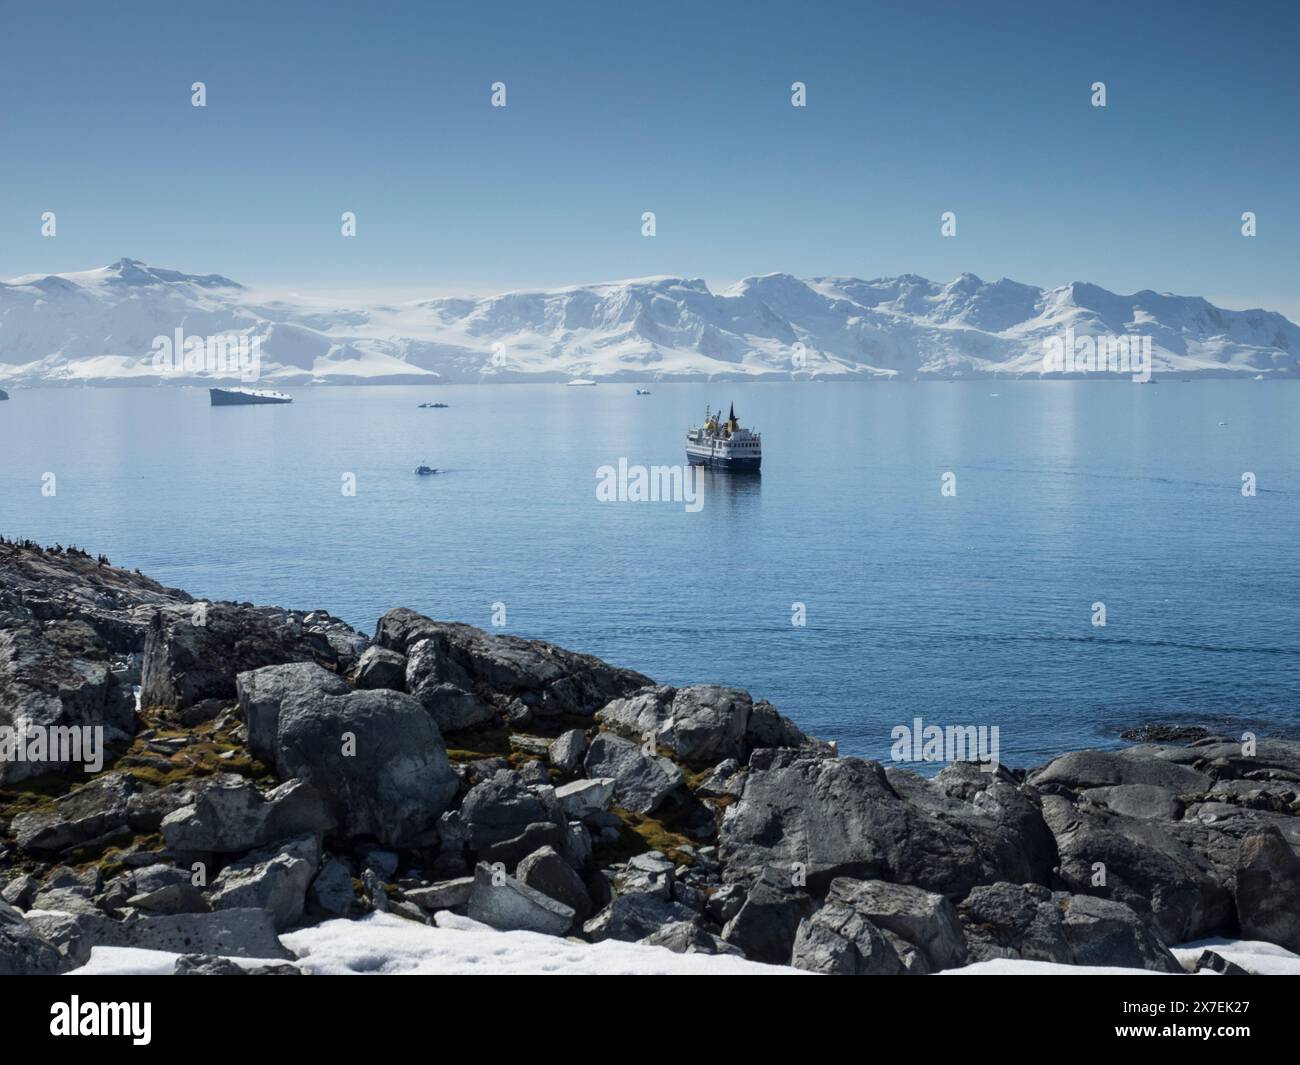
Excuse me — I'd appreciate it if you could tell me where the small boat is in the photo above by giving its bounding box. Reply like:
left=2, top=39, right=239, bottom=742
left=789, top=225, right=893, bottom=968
left=414, top=465, right=439, bottom=476
left=567, top=379, right=597, bottom=387
left=210, top=387, right=292, bottom=406
left=686, top=403, right=761, bottom=472
left=418, top=402, right=449, bottom=408
left=635, top=388, right=651, bottom=395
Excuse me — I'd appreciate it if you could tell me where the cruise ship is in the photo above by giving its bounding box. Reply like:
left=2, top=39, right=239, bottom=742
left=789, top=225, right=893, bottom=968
left=686, top=404, right=761, bottom=471
left=209, top=387, right=292, bottom=406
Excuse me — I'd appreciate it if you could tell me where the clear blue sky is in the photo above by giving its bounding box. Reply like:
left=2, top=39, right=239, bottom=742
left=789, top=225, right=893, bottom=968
left=2, top=0, right=1297, bottom=315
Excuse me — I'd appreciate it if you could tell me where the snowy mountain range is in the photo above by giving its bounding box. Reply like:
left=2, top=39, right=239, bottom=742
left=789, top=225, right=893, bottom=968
left=1, top=258, right=1297, bottom=385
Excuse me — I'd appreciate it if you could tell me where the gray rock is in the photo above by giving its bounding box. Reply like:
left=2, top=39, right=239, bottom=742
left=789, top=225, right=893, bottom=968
left=720, top=755, right=1053, bottom=898
left=160, top=777, right=333, bottom=854
left=174, top=954, right=301, bottom=976
left=11, top=773, right=136, bottom=854
left=516, top=845, right=592, bottom=925
left=117, top=907, right=292, bottom=959
left=375, top=609, right=651, bottom=719
left=819, top=878, right=967, bottom=972
left=555, top=778, right=615, bottom=820
left=549, top=729, right=588, bottom=775
left=308, top=857, right=355, bottom=917
left=236, top=661, right=350, bottom=766
left=1027, top=747, right=1211, bottom=794
left=405, top=877, right=474, bottom=914
left=467, top=862, right=575, bottom=935
left=362, top=849, right=399, bottom=879
left=720, top=872, right=816, bottom=964
left=791, top=904, right=904, bottom=975
left=1056, top=893, right=1183, bottom=973
left=127, top=863, right=208, bottom=915
left=0, top=900, right=63, bottom=974
left=211, top=835, right=320, bottom=931
left=405, top=635, right=497, bottom=731
left=460, top=769, right=566, bottom=865
left=1191, top=949, right=1250, bottom=976
left=695, top=758, right=746, bottom=799
left=353, top=645, right=407, bottom=692
left=561, top=821, right=593, bottom=871
left=583, top=892, right=699, bottom=943
left=1, top=873, right=38, bottom=910
left=1080, top=783, right=1185, bottom=821
left=517, top=760, right=550, bottom=786
left=958, top=882, right=1071, bottom=964
left=274, top=687, right=460, bottom=846
left=1234, top=827, right=1300, bottom=953
left=639, top=922, right=743, bottom=956
left=583, top=732, right=683, bottom=814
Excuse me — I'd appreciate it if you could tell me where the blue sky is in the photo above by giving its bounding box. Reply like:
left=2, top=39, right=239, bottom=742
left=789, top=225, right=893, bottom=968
left=2, top=0, right=1297, bottom=315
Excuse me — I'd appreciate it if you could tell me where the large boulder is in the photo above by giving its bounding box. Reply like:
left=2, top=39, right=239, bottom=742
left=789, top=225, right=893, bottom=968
left=583, top=733, right=684, bottom=814
left=1040, top=793, right=1233, bottom=944
left=516, top=845, right=592, bottom=926
left=720, top=871, right=816, bottom=964
left=596, top=684, right=828, bottom=764
left=236, top=662, right=350, bottom=766
left=141, top=602, right=361, bottom=711
left=11, top=773, right=137, bottom=854
left=1234, top=827, right=1300, bottom=953
left=1027, top=747, right=1211, bottom=794
left=816, top=878, right=967, bottom=973
left=160, top=777, right=334, bottom=854
left=352, top=645, right=407, bottom=692
left=1056, top=892, right=1183, bottom=973
left=274, top=688, right=460, bottom=846
left=583, top=892, right=699, bottom=943
left=210, top=835, right=321, bottom=931
left=791, top=905, right=904, bottom=975
left=719, top=755, right=1051, bottom=898
left=459, top=770, right=566, bottom=865
left=466, top=862, right=574, bottom=935
left=374, top=609, right=651, bottom=721
left=404, top=638, right=496, bottom=731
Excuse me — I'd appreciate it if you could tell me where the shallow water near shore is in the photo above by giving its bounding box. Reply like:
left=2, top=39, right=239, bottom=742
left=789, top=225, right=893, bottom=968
left=2, top=380, right=1297, bottom=769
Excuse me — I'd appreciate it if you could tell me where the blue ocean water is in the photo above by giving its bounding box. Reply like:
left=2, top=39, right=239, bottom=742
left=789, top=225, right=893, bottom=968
left=2, top=380, right=1297, bottom=769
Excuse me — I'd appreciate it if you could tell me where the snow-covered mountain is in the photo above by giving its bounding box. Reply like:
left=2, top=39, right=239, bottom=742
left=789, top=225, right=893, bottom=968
left=1, top=258, right=1296, bottom=385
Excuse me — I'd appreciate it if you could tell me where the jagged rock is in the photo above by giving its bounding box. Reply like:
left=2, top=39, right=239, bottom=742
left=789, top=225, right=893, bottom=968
left=696, top=758, right=746, bottom=799
left=706, top=883, right=746, bottom=925
left=584, top=732, right=683, bottom=814
left=818, top=878, right=967, bottom=972
left=174, top=954, right=300, bottom=975
left=141, top=601, right=358, bottom=710
left=1, top=873, right=38, bottom=910
left=29, top=887, right=103, bottom=915
left=236, top=661, right=350, bottom=765
left=958, top=882, right=1071, bottom=963
left=117, top=907, right=292, bottom=958
left=555, top=778, right=615, bottom=820
left=353, top=645, right=407, bottom=691
left=720, top=871, right=815, bottom=964
left=0, top=900, right=63, bottom=974
left=640, top=922, right=744, bottom=956
left=467, top=862, right=574, bottom=935
left=596, top=684, right=828, bottom=764
left=308, top=857, right=355, bottom=917
left=1056, top=893, right=1183, bottom=972
left=516, top=845, right=591, bottom=925
left=1234, top=827, right=1300, bottom=953
left=211, top=835, right=320, bottom=931
left=1040, top=793, right=1233, bottom=944
left=1191, top=949, right=1249, bottom=976
left=406, top=638, right=496, bottom=731
left=362, top=869, right=389, bottom=913
left=160, top=776, right=334, bottom=854
left=720, top=755, right=1052, bottom=898
left=517, top=760, right=550, bottom=786
left=584, top=892, right=699, bottom=943
left=127, top=863, right=208, bottom=915
left=11, top=773, right=137, bottom=853
left=791, top=902, right=905, bottom=975
left=375, top=609, right=650, bottom=720
left=405, top=877, right=474, bottom=914
left=459, top=769, right=566, bottom=865
left=274, top=687, right=460, bottom=846
left=1026, top=747, right=1211, bottom=794
left=548, top=729, right=588, bottom=775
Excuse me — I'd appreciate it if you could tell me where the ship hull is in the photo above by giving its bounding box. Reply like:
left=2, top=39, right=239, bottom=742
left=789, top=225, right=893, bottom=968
left=209, top=388, right=291, bottom=406
left=686, top=450, right=761, bottom=472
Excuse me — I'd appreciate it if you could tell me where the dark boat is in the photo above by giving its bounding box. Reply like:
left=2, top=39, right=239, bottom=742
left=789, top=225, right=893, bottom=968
left=414, top=465, right=439, bottom=476
left=210, top=387, right=292, bottom=406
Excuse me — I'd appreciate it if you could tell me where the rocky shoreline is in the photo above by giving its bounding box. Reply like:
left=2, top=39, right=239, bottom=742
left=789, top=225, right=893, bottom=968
left=2, top=540, right=1298, bottom=975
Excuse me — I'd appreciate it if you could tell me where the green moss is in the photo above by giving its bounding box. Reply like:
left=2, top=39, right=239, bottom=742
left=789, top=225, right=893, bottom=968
left=596, top=807, right=697, bottom=867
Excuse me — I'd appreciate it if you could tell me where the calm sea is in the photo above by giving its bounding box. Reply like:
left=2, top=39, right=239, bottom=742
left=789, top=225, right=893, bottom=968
left=3, top=380, right=1297, bottom=769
